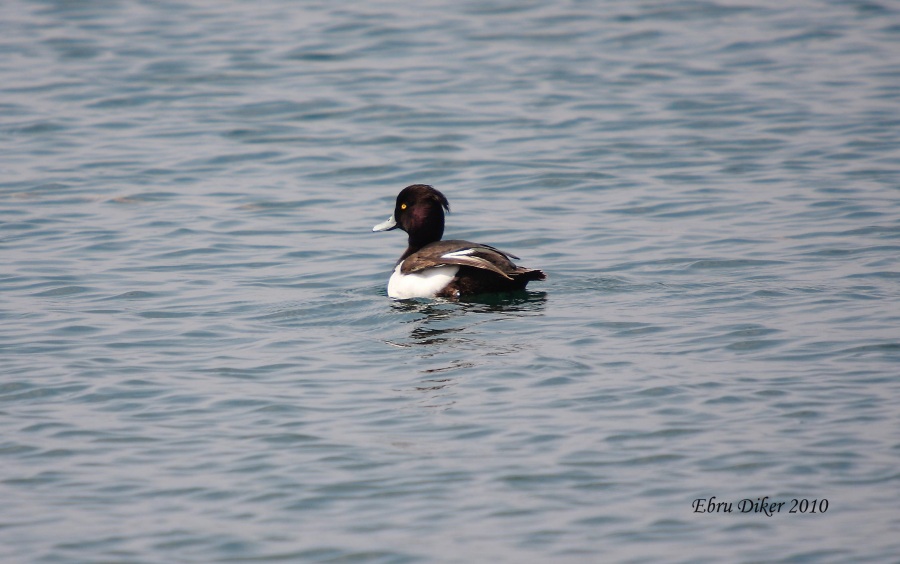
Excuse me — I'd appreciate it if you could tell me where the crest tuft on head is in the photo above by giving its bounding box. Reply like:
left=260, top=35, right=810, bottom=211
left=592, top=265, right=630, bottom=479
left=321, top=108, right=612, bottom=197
left=403, top=184, right=449, bottom=213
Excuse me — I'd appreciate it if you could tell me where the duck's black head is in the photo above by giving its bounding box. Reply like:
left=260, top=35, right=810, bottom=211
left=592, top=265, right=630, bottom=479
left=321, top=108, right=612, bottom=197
left=373, top=184, right=450, bottom=250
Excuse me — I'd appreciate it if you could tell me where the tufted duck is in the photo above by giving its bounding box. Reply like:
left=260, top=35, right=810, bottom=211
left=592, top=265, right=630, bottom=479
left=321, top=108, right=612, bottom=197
left=373, top=184, right=546, bottom=299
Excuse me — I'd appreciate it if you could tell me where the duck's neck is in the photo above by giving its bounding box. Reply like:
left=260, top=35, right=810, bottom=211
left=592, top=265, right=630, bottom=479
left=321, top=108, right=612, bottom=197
left=400, top=214, right=444, bottom=260
left=400, top=231, right=440, bottom=262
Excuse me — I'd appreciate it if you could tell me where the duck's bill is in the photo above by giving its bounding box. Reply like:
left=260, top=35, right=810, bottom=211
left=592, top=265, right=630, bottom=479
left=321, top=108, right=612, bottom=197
left=372, top=215, right=397, bottom=232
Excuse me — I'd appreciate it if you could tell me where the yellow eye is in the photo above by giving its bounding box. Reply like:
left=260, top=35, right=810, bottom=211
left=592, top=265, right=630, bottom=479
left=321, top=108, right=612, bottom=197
left=400, top=203, right=407, bottom=210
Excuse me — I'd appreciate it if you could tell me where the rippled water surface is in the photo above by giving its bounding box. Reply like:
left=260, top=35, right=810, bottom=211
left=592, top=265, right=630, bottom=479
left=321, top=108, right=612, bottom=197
left=2, top=1, right=900, bottom=562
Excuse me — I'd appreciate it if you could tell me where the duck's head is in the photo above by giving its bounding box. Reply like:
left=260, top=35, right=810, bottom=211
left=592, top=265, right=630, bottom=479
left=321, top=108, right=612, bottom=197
left=373, top=184, right=450, bottom=247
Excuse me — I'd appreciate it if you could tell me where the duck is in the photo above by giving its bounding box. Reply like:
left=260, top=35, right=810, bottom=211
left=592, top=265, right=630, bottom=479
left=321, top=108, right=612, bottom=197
left=372, top=184, right=546, bottom=299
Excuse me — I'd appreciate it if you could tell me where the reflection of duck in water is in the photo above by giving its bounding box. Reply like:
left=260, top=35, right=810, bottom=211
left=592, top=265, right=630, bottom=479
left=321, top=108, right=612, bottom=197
left=373, top=185, right=545, bottom=299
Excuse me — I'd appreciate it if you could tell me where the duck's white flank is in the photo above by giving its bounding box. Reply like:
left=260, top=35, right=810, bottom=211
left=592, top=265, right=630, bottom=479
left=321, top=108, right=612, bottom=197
left=441, top=249, right=474, bottom=258
left=387, top=264, right=459, bottom=299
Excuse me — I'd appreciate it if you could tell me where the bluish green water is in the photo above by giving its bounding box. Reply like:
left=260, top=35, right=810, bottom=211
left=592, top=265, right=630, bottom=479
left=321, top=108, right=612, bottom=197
left=2, top=1, right=899, bottom=562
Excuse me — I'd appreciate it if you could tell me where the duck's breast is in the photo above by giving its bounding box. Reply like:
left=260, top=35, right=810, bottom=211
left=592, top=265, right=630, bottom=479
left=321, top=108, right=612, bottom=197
left=387, top=264, right=459, bottom=299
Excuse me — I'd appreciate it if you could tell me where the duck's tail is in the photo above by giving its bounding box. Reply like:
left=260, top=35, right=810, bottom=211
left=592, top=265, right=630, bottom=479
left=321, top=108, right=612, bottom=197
left=513, top=268, right=547, bottom=282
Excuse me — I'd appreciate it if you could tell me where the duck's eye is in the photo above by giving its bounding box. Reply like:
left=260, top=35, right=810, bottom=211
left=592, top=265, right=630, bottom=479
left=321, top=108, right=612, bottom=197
left=400, top=203, right=407, bottom=210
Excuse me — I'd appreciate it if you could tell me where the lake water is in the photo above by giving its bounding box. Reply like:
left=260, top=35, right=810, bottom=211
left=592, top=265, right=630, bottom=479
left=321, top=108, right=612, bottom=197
left=2, top=0, right=899, bottom=562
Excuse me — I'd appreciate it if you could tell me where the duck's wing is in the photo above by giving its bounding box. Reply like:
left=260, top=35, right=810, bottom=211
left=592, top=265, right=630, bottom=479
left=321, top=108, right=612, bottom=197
left=400, top=240, right=520, bottom=280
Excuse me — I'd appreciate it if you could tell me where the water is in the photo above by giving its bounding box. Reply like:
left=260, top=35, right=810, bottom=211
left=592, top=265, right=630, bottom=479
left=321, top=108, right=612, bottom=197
left=2, top=0, right=899, bottom=561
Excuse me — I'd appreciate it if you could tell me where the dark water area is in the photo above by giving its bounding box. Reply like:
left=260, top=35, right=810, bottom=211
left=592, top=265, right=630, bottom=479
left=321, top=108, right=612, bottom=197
left=2, top=1, right=899, bottom=562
